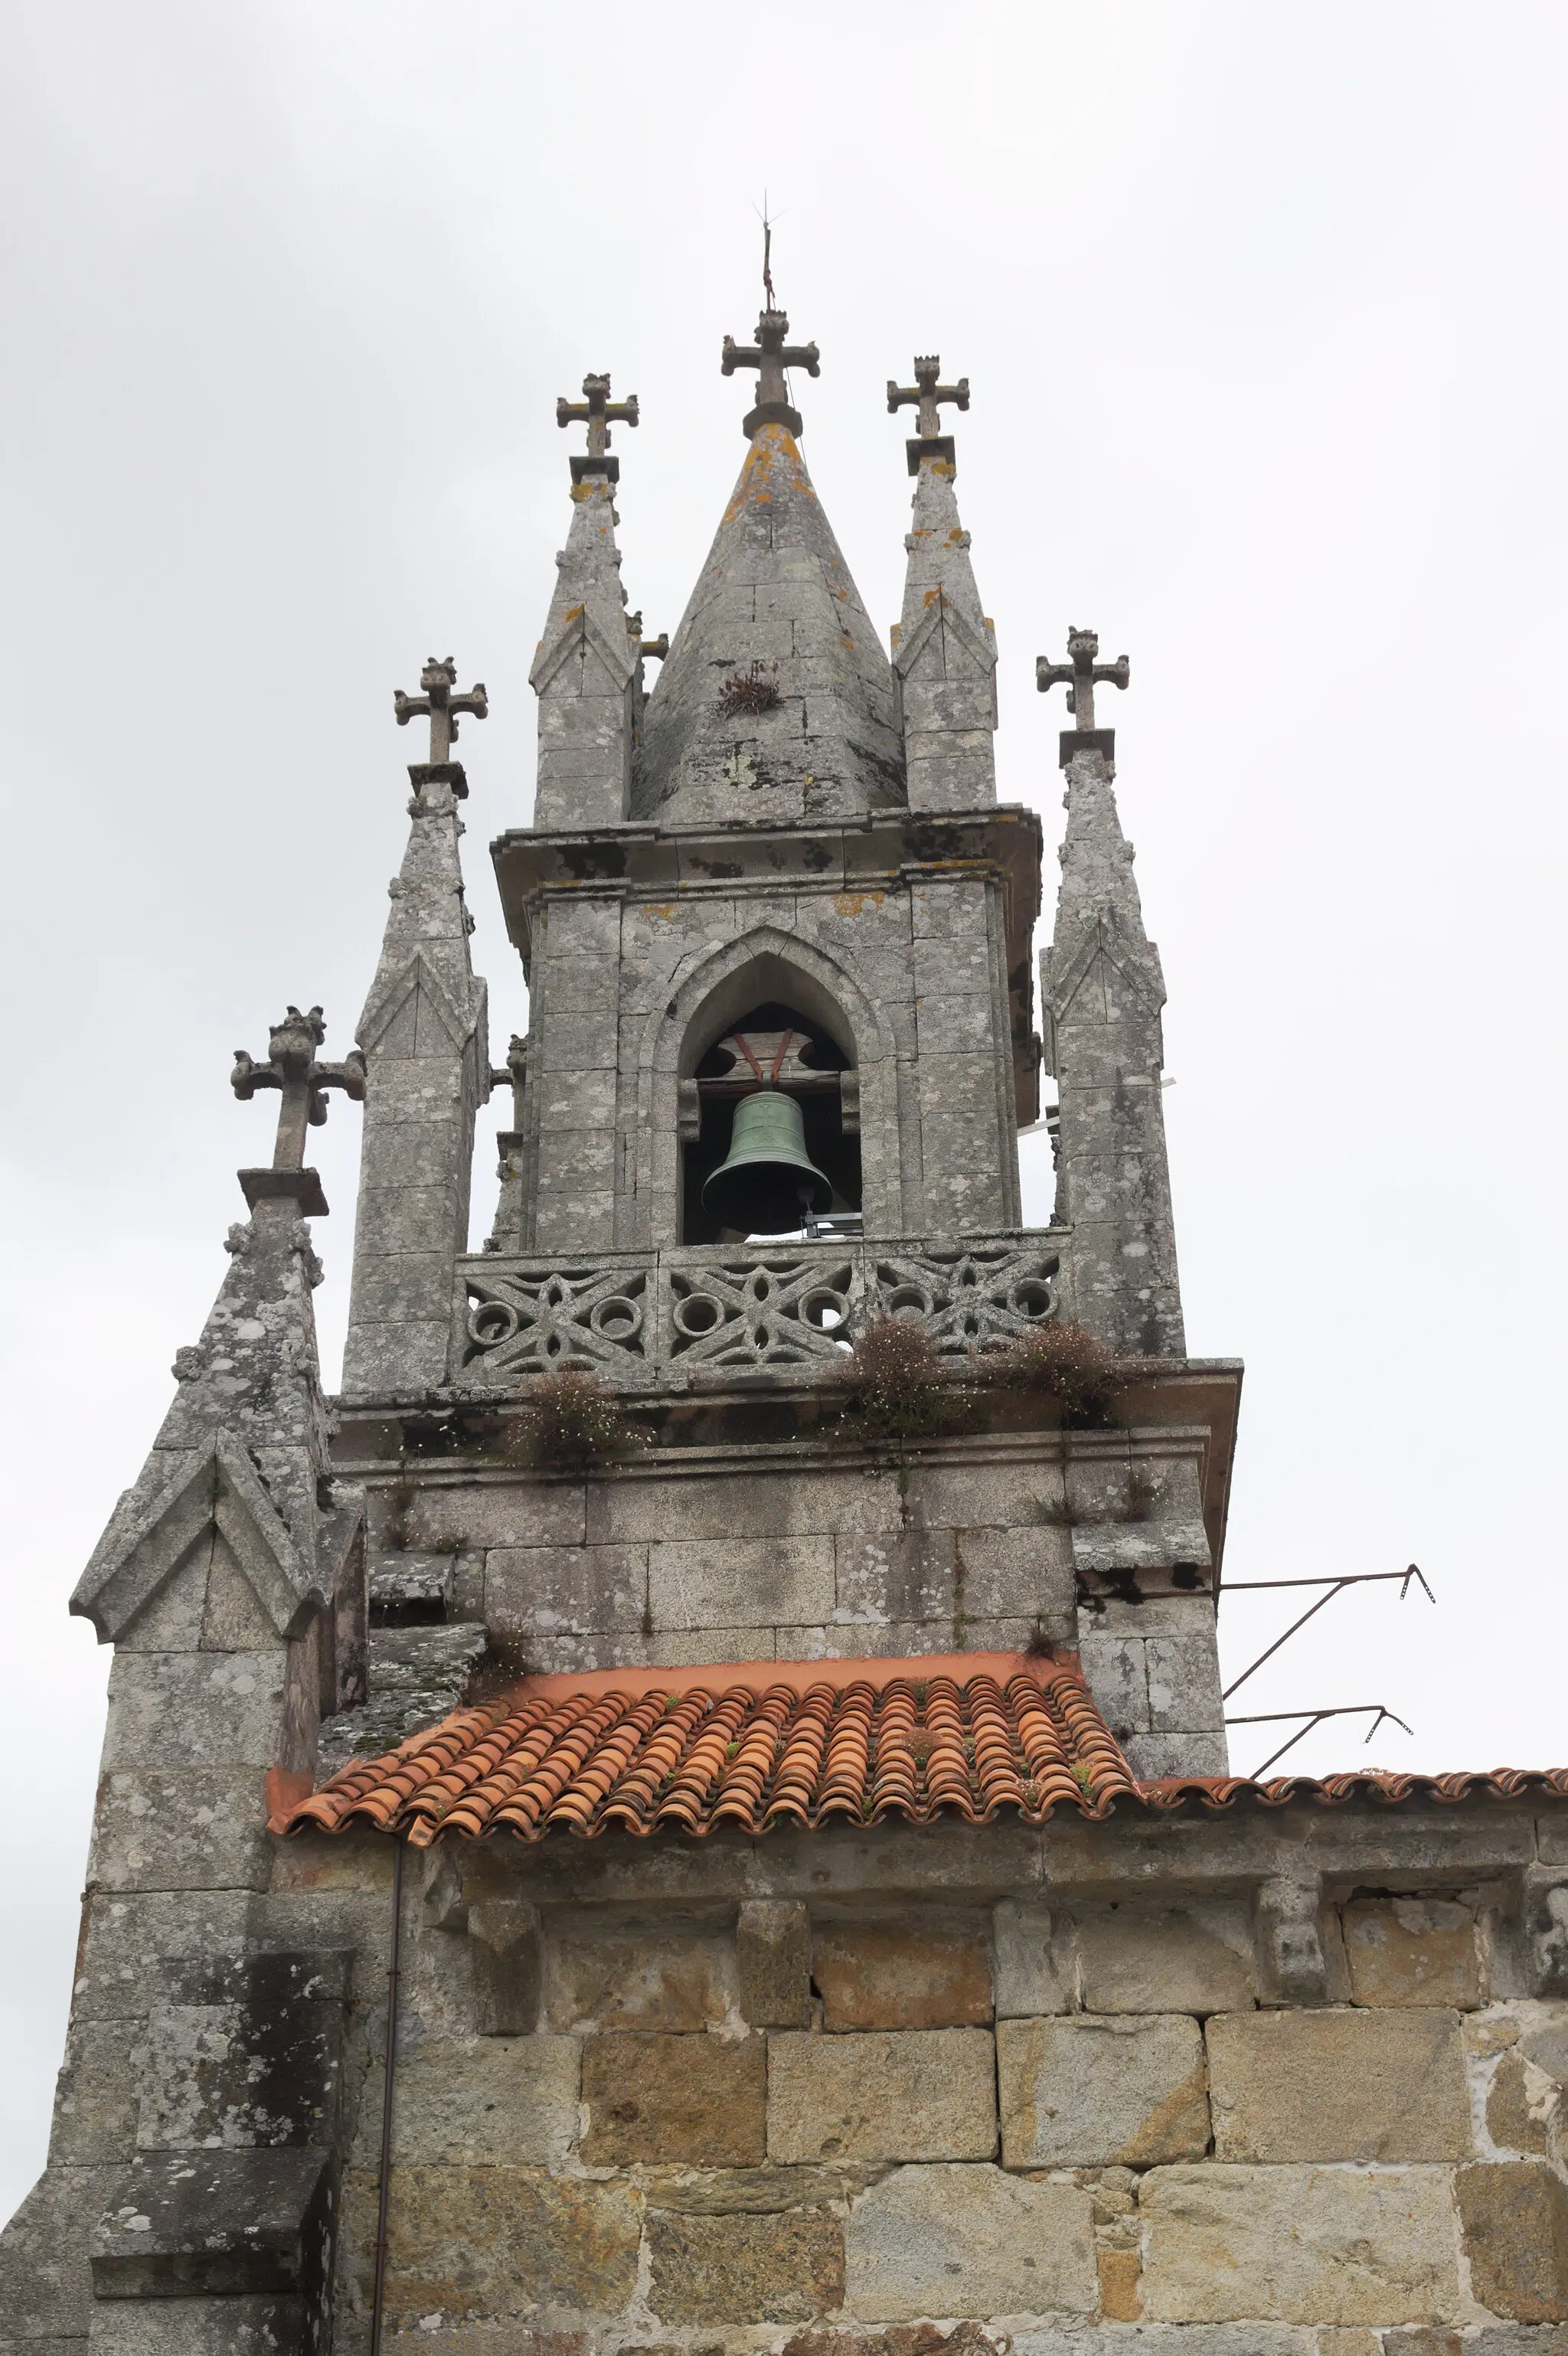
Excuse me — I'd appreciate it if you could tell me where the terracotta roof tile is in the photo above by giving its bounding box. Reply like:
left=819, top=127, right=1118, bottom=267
left=269, top=1652, right=1568, bottom=1848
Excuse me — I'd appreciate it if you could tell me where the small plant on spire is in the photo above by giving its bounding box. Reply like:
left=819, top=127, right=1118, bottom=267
left=717, top=664, right=783, bottom=719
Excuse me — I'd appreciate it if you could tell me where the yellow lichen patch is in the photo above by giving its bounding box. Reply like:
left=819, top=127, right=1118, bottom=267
left=923, top=588, right=941, bottom=607
left=948, top=527, right=965, bottom=543
left=640, top=902, right=678, bottom=923
left=833, top=890, right=887, bottom=917
left=564, top=604, right=584, bottom=624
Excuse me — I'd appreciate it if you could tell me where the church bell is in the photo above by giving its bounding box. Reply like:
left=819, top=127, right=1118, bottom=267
left=701, top=1087, right=835, bottom=1233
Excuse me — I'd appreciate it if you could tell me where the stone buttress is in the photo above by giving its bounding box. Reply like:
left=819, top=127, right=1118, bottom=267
left=529, top=455, right=648, bottom=831
left=890, top=406, right=998, bottom=813
left=1042, top=734, right=1185, bottom=1358
left=341, top=701, right=489, bottom=1400
left=0, top=1077, right=368, bottom=2349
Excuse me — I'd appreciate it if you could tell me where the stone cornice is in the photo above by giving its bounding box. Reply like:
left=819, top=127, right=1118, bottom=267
left=492, top=806, right=1043, bottom=982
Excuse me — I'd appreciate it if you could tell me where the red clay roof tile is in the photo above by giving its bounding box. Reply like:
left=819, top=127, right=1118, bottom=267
left=269, top=1652, right=1568, bottom=1848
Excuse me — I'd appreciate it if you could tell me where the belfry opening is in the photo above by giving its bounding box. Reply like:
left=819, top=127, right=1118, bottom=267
left=681, top=998, right=861, bottom=1243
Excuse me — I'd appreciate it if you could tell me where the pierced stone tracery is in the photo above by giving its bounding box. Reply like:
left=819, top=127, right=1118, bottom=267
left=456, top=1239, right=1060, bottom=1387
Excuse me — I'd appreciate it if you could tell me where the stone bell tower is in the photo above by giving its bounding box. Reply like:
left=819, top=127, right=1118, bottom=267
left=445, top=309, right=1230, bottom=1766
left=13, top=296, right=1566, bottom=2356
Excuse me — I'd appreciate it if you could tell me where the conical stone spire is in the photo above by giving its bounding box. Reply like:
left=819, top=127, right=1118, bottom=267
left=1040, top=668, right=1184, bottom=1356
left=888, top=356, right=998, bottom=812
left=531, top=375, right=651, bottom=828
left=633, top=315, right=904, bottom=826
left=341, top=667, right=490, bottom=1397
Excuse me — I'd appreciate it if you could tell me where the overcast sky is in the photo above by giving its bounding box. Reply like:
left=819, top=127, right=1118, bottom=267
left=3, top=0, right=1566, bottom=2214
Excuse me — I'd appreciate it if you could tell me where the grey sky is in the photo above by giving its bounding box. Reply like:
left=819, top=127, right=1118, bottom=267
left=3, top=0, right=1565, bottom=2215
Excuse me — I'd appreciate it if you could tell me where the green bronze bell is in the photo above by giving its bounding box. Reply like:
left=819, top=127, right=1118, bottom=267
left=702, top=1087, right=835, bottom=1232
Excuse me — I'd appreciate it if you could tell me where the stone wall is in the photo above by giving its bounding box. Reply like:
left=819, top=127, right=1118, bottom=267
left=334, top=1416, right=1228, bottom=1776
left=263, top=1804, right=1568, bottom=2354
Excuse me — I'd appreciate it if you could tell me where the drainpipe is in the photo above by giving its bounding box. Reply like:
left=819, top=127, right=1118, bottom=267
left=369, top=1837, right=405, bottom=2356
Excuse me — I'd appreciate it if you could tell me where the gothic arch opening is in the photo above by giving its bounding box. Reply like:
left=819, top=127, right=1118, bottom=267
left=680, top=995, right=862, bottom=1244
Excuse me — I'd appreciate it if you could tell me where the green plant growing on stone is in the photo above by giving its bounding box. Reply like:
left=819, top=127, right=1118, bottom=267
left=833, top=1318, right=975, bottom=1443
left=978, top=1319, right=1122, bottom=1425
left=505, top=1368, right=642, bottom=1469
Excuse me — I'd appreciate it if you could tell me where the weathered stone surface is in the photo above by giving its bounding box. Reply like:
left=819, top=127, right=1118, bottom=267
left=1457, top=2162, right=1568, bottom=2322
left=1386, top=2334, right=1568, bottom=2356
left=1253, top=1876, right=1329, bottom=2005
left=643, top=2163, right=877, bottom=2214
left=484, top=1544, right=648, bottom=1637
left=1487, top=2048, right=1554, bottom=2154
left=69, top=1888, right=253, bottom=2020
left=385, top=2035, right=580, bottom=2166
left=0, top=2164, right=114, bottom=2340
left=87, top=1766, right=273, bottom=1893
left=998, top=2015, right=1208, bottom=2166
left=1073, top=1904, right=1255, bottom=2015
left=647, top=1536, right=835, bottom=1631
left=47, top=2020, right=140, bottom=2165
left=470, top=1899, right=543, bottom=2036
left=1342, top=1897, right=1481, bottom=2008
left=844, top=2162, right=1096, bottom=2322
left=814, top=1920, right=992, bottom=2029
left=84, top=2294, right=306, bottom=2351
left=993, top=1900, right=1073, bottom=2017
left=1206, top=2008, right=1472, bottom=2162
left=346, top=2165, right=641, bottom=2328
left=1013, top=2332, right=1314, bottom=2356
left=581, top=2031, right=766, bottom=2165
left=90, top=2147, right=333, bottom=2298
left=647, top=2205, right=844, bottom=2324
left=1138, top=2165, right=1459, bottom=2325
left=768, top=2028, right=996, bottom=2163
left=740, top=1900, right=812, bottom=2028
left=546, top=1920, right=735, bottom=2031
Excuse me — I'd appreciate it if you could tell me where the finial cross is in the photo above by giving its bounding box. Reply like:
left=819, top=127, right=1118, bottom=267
left=232, top=1006, right=365, bottom=1174
left=394, top=656, right=488, bottom=766
left=557, top=372, right=639, bottom=459
left=1037, top=627, right=1130, bottom=734
left=721, top=309, right=820, bottom=413
left=887, top=355, right=970, bottom=441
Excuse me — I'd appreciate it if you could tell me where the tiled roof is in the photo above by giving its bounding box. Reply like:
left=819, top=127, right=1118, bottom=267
left=1142, top=1769, right=1568, bottom=1810
left=270, top=1653, right=1135, bottom=1847
left=267, top=1652, right=1568, bottom=1848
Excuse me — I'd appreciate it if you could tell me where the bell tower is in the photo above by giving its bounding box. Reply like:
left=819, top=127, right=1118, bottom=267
left=454, top=309, right=1233, bottom=1777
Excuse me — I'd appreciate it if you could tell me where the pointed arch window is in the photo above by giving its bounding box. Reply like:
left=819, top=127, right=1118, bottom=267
left=681, top=997, right=861, bottom=1245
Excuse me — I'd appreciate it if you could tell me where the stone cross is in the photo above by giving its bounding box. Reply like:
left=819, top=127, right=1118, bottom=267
left=721, top=309, right=820, bottom=412
left=556, top=372, right=639, bottom=459
left=232, top=1006, right=366, bottom=1172
left=887, top=355, right=970, bottom=441
left=1036, top=627, right=1130, bottom=733
left=394, top=657, right=488, bottom=765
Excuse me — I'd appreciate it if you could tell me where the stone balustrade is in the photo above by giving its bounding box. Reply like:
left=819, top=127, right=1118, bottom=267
left=455, top=1230, right=1066, bottom=1389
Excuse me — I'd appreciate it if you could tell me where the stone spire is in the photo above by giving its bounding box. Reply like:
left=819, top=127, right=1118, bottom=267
left=72, top=1015, right=367, bottom=1763
left=1038, top=634, right=1184, bottom=1355
left=887, top=355, right=998, bottom=813
left=632, top=312, right=904, bottom=825
left=341, top=664, right=490, bottom=1396
left=531, top=373, right=658, bottom=830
